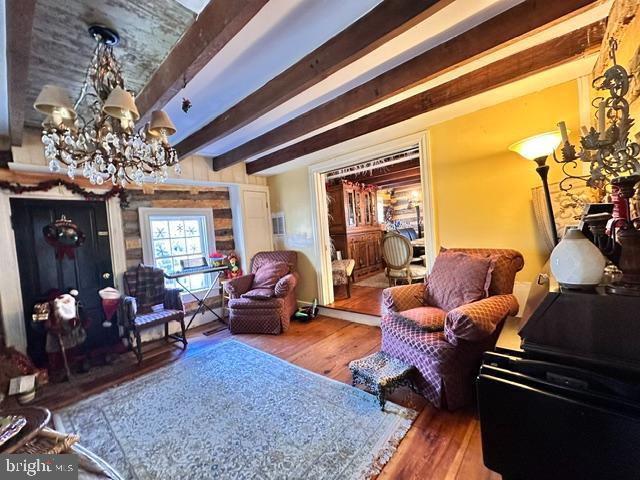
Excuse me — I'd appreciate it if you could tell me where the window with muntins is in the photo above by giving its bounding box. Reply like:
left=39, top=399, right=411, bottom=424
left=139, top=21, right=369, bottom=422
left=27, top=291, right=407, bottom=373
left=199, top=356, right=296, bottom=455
left=140, top=208, right=216, bottom=292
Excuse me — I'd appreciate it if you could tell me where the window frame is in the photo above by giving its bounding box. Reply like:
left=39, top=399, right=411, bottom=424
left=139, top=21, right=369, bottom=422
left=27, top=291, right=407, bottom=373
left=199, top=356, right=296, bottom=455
left=138, top=207, right=216, bottom=296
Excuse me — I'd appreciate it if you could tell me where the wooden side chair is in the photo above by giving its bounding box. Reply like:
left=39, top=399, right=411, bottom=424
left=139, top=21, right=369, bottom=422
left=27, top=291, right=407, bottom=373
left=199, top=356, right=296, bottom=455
left=382, top=233, right=427, bottom=286
left=119, top=264, right=187, bottom=364
left=332, top=258, right=356, bottom=298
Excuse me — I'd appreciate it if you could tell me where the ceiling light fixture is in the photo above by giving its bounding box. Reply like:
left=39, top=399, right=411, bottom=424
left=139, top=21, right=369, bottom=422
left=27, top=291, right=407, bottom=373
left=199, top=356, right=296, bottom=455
left=34, top=25, right=181, bottom=186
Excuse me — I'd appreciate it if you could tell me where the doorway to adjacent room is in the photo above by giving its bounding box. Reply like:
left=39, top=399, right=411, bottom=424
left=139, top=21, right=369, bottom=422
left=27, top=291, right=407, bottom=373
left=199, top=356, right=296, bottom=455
left=310, top=133, right=436, bottom=318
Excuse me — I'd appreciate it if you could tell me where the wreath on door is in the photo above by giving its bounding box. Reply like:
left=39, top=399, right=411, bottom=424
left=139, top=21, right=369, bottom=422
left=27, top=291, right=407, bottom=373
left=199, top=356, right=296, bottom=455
left=43, top=215, right=86, bottom=260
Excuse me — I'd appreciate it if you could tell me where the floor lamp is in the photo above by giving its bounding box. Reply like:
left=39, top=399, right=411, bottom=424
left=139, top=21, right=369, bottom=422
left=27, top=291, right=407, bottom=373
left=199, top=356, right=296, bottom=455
left=509, top=131, right=564, bottom=246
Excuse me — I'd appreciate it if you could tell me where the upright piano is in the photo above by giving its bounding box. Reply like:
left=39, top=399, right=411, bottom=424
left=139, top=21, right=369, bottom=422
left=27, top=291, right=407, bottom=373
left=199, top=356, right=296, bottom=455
left=477, top=273, right=640, bottom=480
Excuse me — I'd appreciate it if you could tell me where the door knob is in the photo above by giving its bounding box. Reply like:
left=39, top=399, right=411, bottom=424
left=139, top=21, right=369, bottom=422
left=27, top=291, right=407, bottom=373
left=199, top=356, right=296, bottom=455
left=102, top=272, right=111, bottom=279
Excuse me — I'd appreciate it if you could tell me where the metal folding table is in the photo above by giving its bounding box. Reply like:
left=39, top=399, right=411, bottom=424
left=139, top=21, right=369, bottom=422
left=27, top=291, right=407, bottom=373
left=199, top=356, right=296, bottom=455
left=164, top=265, right=228, bottom=330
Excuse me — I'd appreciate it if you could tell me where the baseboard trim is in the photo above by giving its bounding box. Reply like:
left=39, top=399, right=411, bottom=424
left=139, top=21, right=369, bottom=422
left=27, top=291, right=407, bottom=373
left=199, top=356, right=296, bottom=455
left=317, top=307, right=380, bottom=327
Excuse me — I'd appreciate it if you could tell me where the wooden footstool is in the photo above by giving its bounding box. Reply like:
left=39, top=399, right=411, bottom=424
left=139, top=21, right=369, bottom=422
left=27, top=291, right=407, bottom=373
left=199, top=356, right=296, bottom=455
left=349, top=351, right=415, bottom=410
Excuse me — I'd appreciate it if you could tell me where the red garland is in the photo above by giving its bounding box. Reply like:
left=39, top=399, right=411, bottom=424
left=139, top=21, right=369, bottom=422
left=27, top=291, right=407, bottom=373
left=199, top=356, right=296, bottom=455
left=0, top=179, right=128, bottom=207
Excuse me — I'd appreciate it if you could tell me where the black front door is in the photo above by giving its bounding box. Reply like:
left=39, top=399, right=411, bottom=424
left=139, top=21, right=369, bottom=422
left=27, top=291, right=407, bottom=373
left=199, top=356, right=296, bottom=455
left=11, top=198, right=118, bottom=365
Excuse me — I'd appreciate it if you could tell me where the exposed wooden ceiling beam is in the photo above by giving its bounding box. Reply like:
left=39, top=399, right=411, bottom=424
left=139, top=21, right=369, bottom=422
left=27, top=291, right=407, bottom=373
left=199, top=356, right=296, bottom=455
left=135, top=0, right=269, bottom=126
left=6, top=0, right=37, bottom=146
left=215, top=0, right=603, bottom=171
left=339, top=157, right=420, bottom=179
left=246, top=21, right=606, bottom=175
left=176, top=0, right=449, bottom=157
left=346, top=166, right=422, bottom=185
left=376, top=176, right=423, bottom=189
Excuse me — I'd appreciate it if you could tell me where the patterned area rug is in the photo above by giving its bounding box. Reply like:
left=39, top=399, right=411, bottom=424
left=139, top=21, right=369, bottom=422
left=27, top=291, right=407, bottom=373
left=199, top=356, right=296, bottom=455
left=54, top=341, right=417, bottom=479
left=355, top=271, right=389, bottom=289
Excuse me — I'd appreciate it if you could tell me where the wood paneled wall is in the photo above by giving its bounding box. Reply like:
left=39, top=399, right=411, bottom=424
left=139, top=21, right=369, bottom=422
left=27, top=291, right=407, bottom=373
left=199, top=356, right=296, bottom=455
left=120, top=188, right=235, bottom=270
left=382, top=182, right=422, bottom=231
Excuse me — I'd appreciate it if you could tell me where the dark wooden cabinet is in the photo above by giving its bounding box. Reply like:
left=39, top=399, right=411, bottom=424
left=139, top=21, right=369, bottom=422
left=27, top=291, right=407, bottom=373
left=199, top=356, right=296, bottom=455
left=327, top=182, right=383, bottom=282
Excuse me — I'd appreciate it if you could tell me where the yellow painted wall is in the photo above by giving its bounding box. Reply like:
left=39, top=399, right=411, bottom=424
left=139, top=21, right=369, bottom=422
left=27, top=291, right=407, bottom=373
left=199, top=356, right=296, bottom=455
left=268, top=80, right=582, bottom=299
left=429, top=80, right=580, bottom=281
left=268, top=168, right=318, bottom=303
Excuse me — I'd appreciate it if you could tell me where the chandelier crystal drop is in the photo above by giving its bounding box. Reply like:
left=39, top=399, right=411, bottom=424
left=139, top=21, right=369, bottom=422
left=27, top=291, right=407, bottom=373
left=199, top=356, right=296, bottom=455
left=34, top=25, right=181, bottom=187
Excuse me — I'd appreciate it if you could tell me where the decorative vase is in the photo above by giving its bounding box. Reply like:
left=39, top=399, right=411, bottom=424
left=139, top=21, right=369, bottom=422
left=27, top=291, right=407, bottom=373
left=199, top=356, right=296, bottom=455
left=550, top=228, right=606, bottom=289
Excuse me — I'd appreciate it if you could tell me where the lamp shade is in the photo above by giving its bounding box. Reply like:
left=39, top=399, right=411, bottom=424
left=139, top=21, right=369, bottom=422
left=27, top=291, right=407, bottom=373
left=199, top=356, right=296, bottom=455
left=34, top=85, right=76, bottom=119
left=149, top=110, right=176, bottom=136
left=509, top=131, right=564, bottom=160
left=102, top=86, right=140, bottom=122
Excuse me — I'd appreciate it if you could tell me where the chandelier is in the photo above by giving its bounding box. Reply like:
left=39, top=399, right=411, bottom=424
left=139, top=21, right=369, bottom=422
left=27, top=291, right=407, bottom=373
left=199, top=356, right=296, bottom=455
left=554, top=38, right=640, bottom=196
left=34, top=25, right=181, bottom=186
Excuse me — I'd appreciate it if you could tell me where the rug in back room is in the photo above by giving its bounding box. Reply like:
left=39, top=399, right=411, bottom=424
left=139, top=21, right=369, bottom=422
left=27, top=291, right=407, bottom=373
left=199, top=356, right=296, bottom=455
left=355, top=271, right=390, bottom=289
left=54, top=340, right=417, bottom=480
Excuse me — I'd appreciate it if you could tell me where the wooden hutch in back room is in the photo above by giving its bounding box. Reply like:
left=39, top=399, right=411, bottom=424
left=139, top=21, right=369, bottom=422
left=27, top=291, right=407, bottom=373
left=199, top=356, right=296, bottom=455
left=327, top=180, right=384, bottom=282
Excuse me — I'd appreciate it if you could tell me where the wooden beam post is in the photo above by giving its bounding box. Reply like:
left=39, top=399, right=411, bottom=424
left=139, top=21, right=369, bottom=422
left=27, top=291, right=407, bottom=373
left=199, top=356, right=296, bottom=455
left=246, top=21, right=606, bottom=175
left=6, top=0, right=37, bottom=146
left=175, top=0, right=450, bottom=158
left=135, top=0, right=269, bottom=126
left=214, top=0, right=603, bottom=171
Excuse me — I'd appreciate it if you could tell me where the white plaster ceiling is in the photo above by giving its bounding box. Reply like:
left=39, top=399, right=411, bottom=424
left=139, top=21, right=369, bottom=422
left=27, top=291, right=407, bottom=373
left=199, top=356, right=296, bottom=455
left=194, top=0, right=526, bottom=156
left=159, top=0, right=610, bottom=166
left=164, top=0, right=382, bottom=144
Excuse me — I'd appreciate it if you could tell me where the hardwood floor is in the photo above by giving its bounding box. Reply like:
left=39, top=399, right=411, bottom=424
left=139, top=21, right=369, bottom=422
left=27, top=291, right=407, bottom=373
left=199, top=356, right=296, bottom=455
left=21, top=316, right=497, bottom=479
left=325, top=285, right=383, bottom=316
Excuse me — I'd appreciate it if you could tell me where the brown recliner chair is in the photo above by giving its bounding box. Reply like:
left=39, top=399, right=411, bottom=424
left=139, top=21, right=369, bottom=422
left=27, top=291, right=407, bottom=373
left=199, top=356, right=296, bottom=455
left=224, top=251, right=298, bottom=334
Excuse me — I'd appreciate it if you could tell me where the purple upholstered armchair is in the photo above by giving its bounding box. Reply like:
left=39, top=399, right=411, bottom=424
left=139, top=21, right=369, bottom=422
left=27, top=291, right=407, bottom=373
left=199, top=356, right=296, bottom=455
left=381, top=248, right=524, bottom=410
left=224, top=251, right=299, bottom=334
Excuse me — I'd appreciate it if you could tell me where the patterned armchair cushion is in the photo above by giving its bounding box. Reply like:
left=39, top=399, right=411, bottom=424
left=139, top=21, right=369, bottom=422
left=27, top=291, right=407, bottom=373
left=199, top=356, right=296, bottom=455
left=251, top=251, right=298, bottom=274
left=382, top=282, right=426, bottom=314
left=252, top=261, right=290, bottom=289
left=332, top=259, right=355, bottom=286
left=392, top=308, right=445, bottom=332
left=241, top=288, right=275, bottom=300
left=424, top=251, right=494, bottom=311
left=274, top=273, right=297, bottom=298
left=444, top=294, right=519, bottom=345
left=224, top=274, right=255, bottom=298
left=440, top=248, right=524, bottom=295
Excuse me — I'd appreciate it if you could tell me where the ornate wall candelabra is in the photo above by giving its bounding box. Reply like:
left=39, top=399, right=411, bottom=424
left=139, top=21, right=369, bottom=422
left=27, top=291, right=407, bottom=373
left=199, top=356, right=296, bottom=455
left=554, top=39, right=640, bottom=195
left=554, top=38, right=640, bottom=295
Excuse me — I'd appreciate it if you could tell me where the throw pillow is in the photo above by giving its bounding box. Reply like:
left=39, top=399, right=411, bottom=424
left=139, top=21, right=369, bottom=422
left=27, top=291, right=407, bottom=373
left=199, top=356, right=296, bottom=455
left=252, top=261, right=290, bottom=290
left=424, top=251, right=494, bottom=312
left=241, top=288, right=275, bottom=300
left=393, top=309, right=445, bottom=332
left=135, top=264, right=165, bottom=314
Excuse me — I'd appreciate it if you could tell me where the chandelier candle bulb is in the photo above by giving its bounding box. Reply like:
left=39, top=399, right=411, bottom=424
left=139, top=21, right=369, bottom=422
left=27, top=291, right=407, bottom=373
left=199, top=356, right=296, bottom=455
left=598, top=101, right=606, bottom=140
left=558, top=121, right=569, bottom=143
left=581, top=126, right=590, bottom=136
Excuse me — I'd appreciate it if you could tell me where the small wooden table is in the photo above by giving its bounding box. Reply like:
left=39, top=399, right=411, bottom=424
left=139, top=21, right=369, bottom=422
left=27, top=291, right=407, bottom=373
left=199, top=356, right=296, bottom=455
left=349, top=351, right=415, bottom=410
